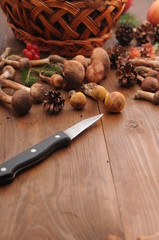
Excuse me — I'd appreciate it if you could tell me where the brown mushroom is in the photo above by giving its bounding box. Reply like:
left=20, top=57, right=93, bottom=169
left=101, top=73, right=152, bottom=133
left=141, top=77, right=159, bottom=93
left=82, top=82, right=107, bottom=101
left=1, top=54, right=67, bottom=69
left=90, top=47, right=110, bottom=77
left=73, top=55, right=90, bottom=69
left=4, top=58, right=30, bottom=69
left=39, top=72, right=64, bottom=88
left=30, top=55, right=67, bottom=67
left=135, top=66, right=158, bottom=77
left=104, top=91, right=125, bottom=113
left=135, top=89, right=159, bottom=105
left=0, top=79, right=45, bottom=103
left=0, top=66, right=16, bottom=80
left=63, top=60, right=85, bottom=90
left=0, top=88, right=32, bottom=115
left=85, top=61, right=105, bottom=83
left=69, top=91, right=87, bottom=110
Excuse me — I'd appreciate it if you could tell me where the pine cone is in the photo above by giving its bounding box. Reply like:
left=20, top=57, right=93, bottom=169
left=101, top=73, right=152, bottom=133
left=116, top=62, right=137, bottom=87
left=115, top=24, right=134, bottom=45
left=43, top=91, right=65, bottom=114
left=134, top=22, right=155, bottom=46
left=107, top=45, right=129, bottom=68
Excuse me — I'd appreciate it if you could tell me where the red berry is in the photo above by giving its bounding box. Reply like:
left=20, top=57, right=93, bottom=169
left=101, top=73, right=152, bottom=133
left=23, top=48, right=28, bottom=56
left=26, top=42, right=33, bottom=50
left=30, top=49, right=36, bottom=56
left=33, top=53, right=40, bottom=60
left=32, top=44, right=39, bottom=53
left=25, top=51, right=33, bottom=60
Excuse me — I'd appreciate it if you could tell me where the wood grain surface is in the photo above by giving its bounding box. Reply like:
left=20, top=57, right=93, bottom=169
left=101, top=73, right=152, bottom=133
left=0, top=1, right=158, bottom=240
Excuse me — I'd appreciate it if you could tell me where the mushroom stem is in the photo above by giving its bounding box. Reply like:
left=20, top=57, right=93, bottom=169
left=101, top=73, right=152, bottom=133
left=0, top=47, right=11, bottom=61
left=0, top=47, right=12, bottom=68
left=129, top=58, right=159, bottom=68
left=137, top=75, right=144, bottom=82
left=0, top=79, right=45, bottom=103
left=1, top=55, right=66, bottom=69
left=135, top=66, right=158, bottom=77
left=135, top=90, right=159, bottom=104
left=4, top=58, right=30, bottom=69
left=30, top=55, right=66, bottom=67
left=0, top=88, right=12, bottom=104
left=0, top=88, right=32, bottom=115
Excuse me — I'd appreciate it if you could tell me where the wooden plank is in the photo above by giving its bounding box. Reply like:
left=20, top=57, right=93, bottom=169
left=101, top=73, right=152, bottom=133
left=99, top=82, right=159, bottom=239
left=0, top=8, right=123, bottom=240
left=0, top=97, right=123, bottom=240
left=102, top=0, right=159, bottom=237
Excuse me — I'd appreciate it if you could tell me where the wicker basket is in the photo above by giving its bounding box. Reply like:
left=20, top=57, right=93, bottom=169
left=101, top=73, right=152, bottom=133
left=1, top=0, right=126, bottom=57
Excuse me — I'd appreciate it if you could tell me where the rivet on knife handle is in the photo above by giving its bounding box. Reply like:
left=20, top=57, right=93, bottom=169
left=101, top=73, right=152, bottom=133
left=0, top=114, right=103, bottom=186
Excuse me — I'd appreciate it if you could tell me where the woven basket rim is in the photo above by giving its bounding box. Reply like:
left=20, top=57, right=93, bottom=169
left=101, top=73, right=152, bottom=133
left=10, top=23, right=112, bottom=45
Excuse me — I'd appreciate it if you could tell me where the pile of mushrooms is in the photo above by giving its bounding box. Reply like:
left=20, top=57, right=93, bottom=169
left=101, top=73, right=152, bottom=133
left=0, top=65, right=32, bottom=115
left=130, top=58, right=159, bottom=105
left=0, top=46, right=126, bottom=114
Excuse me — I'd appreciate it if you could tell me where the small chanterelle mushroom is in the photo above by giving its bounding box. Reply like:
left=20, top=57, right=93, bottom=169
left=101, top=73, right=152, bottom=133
left=0, top=65, right=16, bottom=80
left=0, top=88, right=32, bottom=115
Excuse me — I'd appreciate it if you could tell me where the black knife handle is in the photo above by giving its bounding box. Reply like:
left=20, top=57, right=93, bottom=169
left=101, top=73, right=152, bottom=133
left=0, top=131, right=71, bottom=186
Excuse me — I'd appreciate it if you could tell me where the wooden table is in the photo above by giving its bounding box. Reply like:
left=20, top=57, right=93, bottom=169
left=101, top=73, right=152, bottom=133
left=1, top=1, right=159, bottom=240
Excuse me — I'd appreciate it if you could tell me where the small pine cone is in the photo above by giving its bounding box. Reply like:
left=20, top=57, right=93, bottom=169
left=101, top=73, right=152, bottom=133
left=107, top=45, right=129, bottom=68
left=43, top=91, right=65, bottom=114
left=134, top=22, right=155, bottom=46
left=116, top=62, right=137, bottom=87
left=115, top=24, right=134, bottom=45
left=155, top=24, right=159, bottom=42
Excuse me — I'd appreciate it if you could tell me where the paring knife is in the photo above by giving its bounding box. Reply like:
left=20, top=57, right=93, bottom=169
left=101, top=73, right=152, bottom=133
left=0, top=114, right=103, bottom=186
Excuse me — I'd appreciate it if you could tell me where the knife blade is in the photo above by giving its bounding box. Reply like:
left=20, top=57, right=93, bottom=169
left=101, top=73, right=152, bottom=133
left=0, top=114, right=103, bottom=186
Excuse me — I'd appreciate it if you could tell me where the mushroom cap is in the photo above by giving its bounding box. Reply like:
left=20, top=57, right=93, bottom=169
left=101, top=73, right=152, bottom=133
left=70, top=92, right=87, bottom=110
left=85, top=61, right=105, bottom=83
left=90, top=47, right=110, bottom=77
left=3, top=65, right=16, bottom=80
left=19, top=58, right=30, bottom=69
left=12, top=90, right=32, bottom=115
left=50, top=74, right=64, bottom=88
left=30, top=83, right=45, bottom=103
left=105, top=91, right=125, bottom=113
left=63, top=60, right=85, bottom=90
left=141, top=77, right=159, bottom=93
left=153, top=91, right=159, bottom=105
